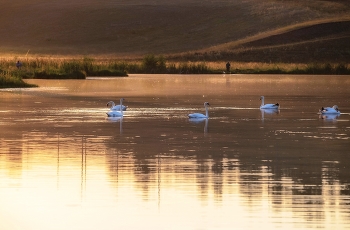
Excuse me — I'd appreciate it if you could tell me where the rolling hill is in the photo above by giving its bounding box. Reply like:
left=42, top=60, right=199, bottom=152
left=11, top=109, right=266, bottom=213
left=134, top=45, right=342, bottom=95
left=0, top=0, right=349, bottom=63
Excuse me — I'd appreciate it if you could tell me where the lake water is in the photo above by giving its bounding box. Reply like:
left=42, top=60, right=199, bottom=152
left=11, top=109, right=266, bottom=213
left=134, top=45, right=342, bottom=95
left=1, top=74, right=350, bottom=230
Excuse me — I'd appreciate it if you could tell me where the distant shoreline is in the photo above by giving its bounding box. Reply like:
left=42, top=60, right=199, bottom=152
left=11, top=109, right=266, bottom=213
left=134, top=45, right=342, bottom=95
left=1, top=56, right=349, bottom=90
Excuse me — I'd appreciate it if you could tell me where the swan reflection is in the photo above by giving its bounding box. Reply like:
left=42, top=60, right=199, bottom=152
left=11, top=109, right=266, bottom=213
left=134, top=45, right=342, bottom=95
left=189, top=118, right=208, bottom=133
left=320, top=114, right=340, bottom=121
left=260, top=108, right=279, bottom=121
left=107, top=117, right=123, bottom=134
left=107, top=116, right=123, bottom=122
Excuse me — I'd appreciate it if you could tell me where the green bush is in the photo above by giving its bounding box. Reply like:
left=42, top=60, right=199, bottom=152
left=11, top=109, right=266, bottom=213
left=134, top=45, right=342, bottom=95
left=335, top=63, right=349, bottom=75
left=88, top=69, right=127, bottom=76
left=142, top=54, right=167, bottom=73
left=34, top=70, right=86, bottom=79
left=0, top=71, right=37, bottom=88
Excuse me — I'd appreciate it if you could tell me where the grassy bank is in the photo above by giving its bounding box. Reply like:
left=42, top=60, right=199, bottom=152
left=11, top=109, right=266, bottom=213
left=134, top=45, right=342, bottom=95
left=204, top=61, right=350, bottom=75
left=1, top=56, right=350, bottom=79
left=0, top=71, right=37, bottom=88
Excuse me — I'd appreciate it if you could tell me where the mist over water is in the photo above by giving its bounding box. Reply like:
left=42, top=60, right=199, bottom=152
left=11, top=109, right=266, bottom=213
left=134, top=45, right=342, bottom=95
left=1, top=74, right=349, bottom=230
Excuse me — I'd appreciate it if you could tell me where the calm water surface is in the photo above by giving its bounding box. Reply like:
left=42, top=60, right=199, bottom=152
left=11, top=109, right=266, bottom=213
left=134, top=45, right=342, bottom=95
left=0, top=74, right=350, bottom=230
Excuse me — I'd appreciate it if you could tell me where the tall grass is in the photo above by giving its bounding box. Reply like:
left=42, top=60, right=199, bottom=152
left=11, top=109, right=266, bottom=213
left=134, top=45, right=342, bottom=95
left=0, top=57, right=128, bottom=79
left=300, top=63, right=350, bottom=75
left=193, top=61, right=350, bottom=75
left=0, top=57, right=349, bottom=80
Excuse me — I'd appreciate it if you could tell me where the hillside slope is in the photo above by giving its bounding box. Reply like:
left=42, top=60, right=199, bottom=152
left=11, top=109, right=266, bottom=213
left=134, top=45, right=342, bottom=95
left=182, top=19, right=350, bottom=63
left=0, top=0, right=349, bottom=63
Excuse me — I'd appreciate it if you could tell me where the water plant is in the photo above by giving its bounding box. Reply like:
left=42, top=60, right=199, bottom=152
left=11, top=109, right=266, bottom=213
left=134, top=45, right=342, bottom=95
left=33, top=70, right=86, bottom=79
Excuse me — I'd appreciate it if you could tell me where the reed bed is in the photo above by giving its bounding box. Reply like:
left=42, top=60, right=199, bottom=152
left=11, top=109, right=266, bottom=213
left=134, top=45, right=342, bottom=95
left=1, top=56, right=349, bottom=88
left=0, top=56, right=349, bottom=83
left=4, top=57, right=128, bottom=78
left=204, top=62, right=350, bottom=74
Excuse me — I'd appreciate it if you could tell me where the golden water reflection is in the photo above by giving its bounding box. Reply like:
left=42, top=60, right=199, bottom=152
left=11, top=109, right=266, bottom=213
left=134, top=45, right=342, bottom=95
left=1, top=132, right=349, bottom=230
left=1, top=74, right=349, bottom=229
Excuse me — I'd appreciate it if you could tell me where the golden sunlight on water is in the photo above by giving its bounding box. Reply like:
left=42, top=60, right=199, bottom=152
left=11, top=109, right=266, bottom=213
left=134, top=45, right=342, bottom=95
left=0, top=74, right=349, bottom=230
left=1, top=136, right=349, bottom=230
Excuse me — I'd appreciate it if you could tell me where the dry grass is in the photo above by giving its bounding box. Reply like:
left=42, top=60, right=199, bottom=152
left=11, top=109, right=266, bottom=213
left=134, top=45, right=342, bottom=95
left=202, top=62, right=305, bottom=72
left=1, top=0, right=350, bottom=63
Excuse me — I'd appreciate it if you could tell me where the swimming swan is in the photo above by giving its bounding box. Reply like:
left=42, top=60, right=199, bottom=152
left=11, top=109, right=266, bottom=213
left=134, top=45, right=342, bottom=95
left=106, top=100, right=127, bottom=111
left=107, top=98, right=125, bottom=117
left=260, top=96, right=280, bottom=109
left=188, top=102, right=210, bottom=118
left=319, top=105, right=340, bottom=114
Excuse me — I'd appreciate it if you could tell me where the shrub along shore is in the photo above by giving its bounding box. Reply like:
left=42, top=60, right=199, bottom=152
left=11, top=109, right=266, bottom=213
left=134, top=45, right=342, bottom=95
left=0, top=71, right=37, bottom=88
left=1, top=55, right=349, bottom=88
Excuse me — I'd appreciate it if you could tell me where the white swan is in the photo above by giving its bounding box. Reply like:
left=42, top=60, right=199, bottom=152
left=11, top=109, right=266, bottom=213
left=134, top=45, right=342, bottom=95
left=260, top=108, right=280, bottom=115
left=189, top=117, right=207, bottom=124
left=319, top=105, right=340, bottom=114
left=188, top=102, right=210, bottom=118
left=260, top=96, right=280, bottom=109
left=106, top=98, right=124, bottom=117
left=106, top=100, right=127, bottom=111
